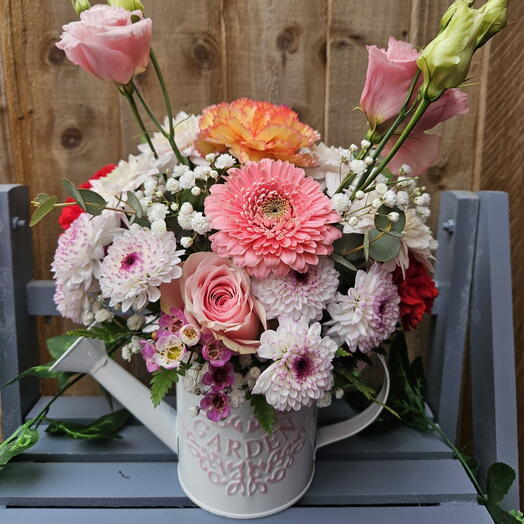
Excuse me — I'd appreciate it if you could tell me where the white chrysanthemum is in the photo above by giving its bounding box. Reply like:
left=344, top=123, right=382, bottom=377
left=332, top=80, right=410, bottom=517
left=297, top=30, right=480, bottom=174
left=251, top=257, right=339, bottom=322
left=252, top=318, right=338, bottom=411
left=90, top=153, right=158, bottom=202
left=98, top=228, right=184, bottom=312
left=327, top=263, right=400, bottom=353
left=53, top=281, right=90, bottom=324
left=52, top=212, right=121, bottom=292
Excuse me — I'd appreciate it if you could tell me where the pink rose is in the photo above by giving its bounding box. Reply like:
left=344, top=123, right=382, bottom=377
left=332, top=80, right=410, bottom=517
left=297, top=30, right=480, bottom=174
left=56, top=5, right=152, bottom=84
left=160, top=253, right=267, bottom=354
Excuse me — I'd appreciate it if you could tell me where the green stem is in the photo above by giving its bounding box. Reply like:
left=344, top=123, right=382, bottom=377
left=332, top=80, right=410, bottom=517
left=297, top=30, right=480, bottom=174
left=123, top=90, right=159, bottom=159
left=361, top=98, right=430, bottom=191
left=132, top=81, right=170, bottom=139
left=149, top=49, right=188, bottom=166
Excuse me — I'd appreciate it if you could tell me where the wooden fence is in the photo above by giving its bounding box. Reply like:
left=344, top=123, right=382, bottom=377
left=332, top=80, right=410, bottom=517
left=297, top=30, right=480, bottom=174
left=1, top=0, right=523, bottom=500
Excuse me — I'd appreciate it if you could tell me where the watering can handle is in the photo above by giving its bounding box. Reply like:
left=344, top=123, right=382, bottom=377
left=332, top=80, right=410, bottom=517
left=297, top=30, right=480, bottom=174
left=315, top=354, right=390, bottom=450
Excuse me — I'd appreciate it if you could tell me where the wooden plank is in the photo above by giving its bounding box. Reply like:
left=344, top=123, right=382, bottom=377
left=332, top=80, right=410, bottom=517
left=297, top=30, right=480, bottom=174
left=120, top=0, right=226, bottom=157
left=19, top=423, right=450, bottom=463
left=0, top=0, right=123, bottom=397
left=470, top=192, right=519, bottom=510
left=0, top=459, right=477, bottom=507
left=326, top=0, right=411, bottom=146
left=222, top=0, right=327, bottom=135
left=0, top=505, right=493, bottom=524
left=473, top=0, right=524, bottom=506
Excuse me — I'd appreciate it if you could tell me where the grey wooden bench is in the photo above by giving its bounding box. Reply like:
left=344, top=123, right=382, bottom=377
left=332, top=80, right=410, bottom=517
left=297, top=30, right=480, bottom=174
left=0, top=186, right=519, bottom=523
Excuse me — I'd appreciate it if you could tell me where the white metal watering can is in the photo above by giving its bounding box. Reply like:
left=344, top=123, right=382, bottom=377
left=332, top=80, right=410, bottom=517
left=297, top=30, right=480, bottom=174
left=52, top=337, right=390, bottom=519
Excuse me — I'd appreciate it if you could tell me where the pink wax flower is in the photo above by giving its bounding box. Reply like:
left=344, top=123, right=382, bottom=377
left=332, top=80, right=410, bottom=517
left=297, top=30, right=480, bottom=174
left=140, top=339, right=160, bottom=372
left=160, top=252, right=266, bottom=354
left=158, top=307, right=187, bottom=335
left=360, top=37, right=420, bottom=132
left=204, top=159, right=342, bottom=278
left=56, top=5, right=152, bottom=85
left=200, top=391, right=231, bottom=422
left=359, top=37, right=469, bottom=176
left=202, top=362, right=235, bottom=392
left=201, top=334, right=232, bottom=367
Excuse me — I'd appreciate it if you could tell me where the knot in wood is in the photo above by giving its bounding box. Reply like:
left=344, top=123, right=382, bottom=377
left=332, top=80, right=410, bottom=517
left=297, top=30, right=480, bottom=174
left=276, top=27, right=300, bottom=54
left=190, top=35, right=219, bottom=70
left=61, top=127, right=83, bottom=150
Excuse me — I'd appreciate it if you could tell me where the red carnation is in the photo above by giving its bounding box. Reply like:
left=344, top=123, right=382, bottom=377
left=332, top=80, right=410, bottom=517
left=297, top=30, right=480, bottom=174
left=393, top=256, right=438, bottom=331
left=58, top=164, right=116, bottom=230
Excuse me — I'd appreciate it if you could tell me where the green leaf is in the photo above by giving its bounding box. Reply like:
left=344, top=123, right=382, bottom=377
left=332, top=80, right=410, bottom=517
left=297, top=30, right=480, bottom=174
left=368, top=229, right=401, bottom=262
left=29, top=195, right=57, bottom=226
left=487, top=462, right=516, bottom=504
left=250, top=394, right=277, bottom=434
left=331, top=253, right=358, bottom=272
left=47, top=335, right=79, bottom=360
left=0, top=420, right=39, bottom=469
left=150, top=369, right=179, bottom=407
left=77, top=189, right=107, bottom=216
left=46, top=409, right=130, bottom=440
left=126, top=190, right=144, bottom=219
left=63, top=178, right=85, bottom=208
left=334, top=233, right=364, bottom=261
left=336, top=347, right=351, bottom=358
left=67, top=322, right=130, bottom=344
left=374, top=205, right=406, bottom=234
left=4, top=363, right=67, bottom=387
left=34, top=193, right=52, bottom=204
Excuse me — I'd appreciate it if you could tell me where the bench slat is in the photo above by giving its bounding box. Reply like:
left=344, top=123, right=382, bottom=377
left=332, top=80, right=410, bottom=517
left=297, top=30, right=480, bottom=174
left=0, top=504, right=492, bottom=523
left=0, top=460, right=477, bottom=507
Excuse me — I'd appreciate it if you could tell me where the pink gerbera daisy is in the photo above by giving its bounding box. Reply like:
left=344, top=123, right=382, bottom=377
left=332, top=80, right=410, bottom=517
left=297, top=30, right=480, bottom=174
left=204, top=159, right=342, bottom=278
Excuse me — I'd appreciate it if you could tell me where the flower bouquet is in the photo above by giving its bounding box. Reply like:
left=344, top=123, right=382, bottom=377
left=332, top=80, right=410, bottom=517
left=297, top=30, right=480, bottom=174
left=14, top=0, right=509, bottom=519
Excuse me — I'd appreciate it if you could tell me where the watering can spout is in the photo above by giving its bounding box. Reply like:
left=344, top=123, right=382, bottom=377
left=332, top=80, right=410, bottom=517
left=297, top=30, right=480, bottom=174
left=51, top=337, right=178, bottom=454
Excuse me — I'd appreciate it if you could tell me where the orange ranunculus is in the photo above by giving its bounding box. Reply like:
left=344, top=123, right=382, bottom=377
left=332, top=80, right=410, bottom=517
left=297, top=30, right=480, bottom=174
left=196, top=98, right=320, bottom=167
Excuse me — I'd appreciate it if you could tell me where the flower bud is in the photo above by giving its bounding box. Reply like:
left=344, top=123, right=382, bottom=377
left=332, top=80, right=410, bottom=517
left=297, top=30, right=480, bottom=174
left=71, top=0, right=91, bottom=14
left=440, top=0, right=475, bottom=31
left=108, top=0, right=145, bottom=11
left=417, top=3, right=484, bottom=100
left=476, top=0, right=508, bottom=48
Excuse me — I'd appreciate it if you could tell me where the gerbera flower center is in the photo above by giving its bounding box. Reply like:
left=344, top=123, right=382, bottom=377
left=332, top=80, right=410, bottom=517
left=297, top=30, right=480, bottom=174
left=260, top=195, right=289, bottom=220
left=292, top=354, right=314, bottom=380
left=121, top=252, right=140, bottom=270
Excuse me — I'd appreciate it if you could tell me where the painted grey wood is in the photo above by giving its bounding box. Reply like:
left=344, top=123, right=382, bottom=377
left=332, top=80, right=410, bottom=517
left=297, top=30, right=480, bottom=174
left=470, top=191, right=520, bottom=511
left=26, top=280, right=58, bottom=316
left=0, top=460, right=478, bottom=507
left=0, top=505, right=493, bottom=523
left=20, top=422, right=450, bottom=462
left=0, top=184, right=40, bottom=437
left=427, top=191, right=479, bottom=442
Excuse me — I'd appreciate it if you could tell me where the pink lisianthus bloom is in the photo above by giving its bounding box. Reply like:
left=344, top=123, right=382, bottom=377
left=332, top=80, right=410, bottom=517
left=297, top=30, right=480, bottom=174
left=202, top=362, right=235, bottom=392
left=160, top=252, right=266, bottom=354
left=200, top=391, right=231, bottom=422
left=360, top=37, right=469, bottom=176
left=201, top=334, right=233, bottom=367
left=56, top=5, right=152, bottom=84
left=204, top=159, right=342, bottom=278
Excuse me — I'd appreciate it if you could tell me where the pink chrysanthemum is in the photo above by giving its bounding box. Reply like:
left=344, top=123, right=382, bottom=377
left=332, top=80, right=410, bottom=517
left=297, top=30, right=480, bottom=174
left=252, top=318, right=338, bottom=411
left=327, top=263, right=400, bottom=352
left=204, top=159, right=342, bottom=278
left=251, top=256, right=339, bottom=321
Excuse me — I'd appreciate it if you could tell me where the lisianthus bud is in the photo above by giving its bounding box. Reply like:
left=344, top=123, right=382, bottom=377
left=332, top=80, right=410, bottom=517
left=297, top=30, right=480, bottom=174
left=477, top=0, right=508, bottom=48
left=71, top=0, right=91, bottom=14
left=417, top=3, right=483, bottom=100
left=440, top=0, right=475, bottom=31
left=108, top=0, right=145, bottom=11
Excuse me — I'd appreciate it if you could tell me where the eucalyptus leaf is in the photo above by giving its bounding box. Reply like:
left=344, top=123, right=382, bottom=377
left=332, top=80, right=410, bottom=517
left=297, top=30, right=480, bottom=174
left=46, top=409, right=130, bottom=440
left=334, top=233, right=365, bottom=261
left=126, top=190, right=144, bottom=219
left=0, top=420, right=39, bottom=469
left=63, top=178, right=85, bottom=209
left=77, top=189, right=107, bottom=216
left=331, top=253, right=358, bottom=272
left=368, top=229, right=401, bottom=262
left=374, top=205, right=406, bottom=234
left=29, top=195, right=57, bottom=227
